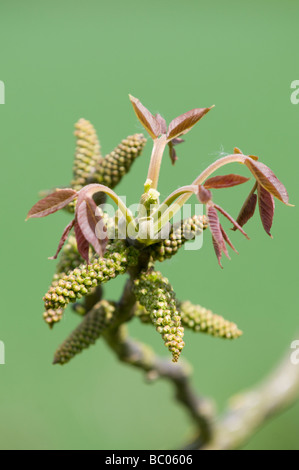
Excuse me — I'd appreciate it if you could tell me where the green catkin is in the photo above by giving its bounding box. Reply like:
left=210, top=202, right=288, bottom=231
left=88, top=134, right=147, bottom=188
left=133, top=270, right=184, bottom=362
left=179, top=301, right=243, bottom=339
left=43, top=241, right=139, bottom=327
left=135, top=300, right=242, bottom=339
left=71, top=118, right=101, bottom=192
left=150, top=215, right=208, bottom=262
left=53, top=300, right=115, bottom=365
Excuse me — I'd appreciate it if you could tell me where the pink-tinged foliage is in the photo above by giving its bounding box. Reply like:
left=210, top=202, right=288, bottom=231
left=245, top=159, right=289, bottom=204
left=207, top=205, right=227, bottom=267
left=49, top=219, right=75, bottom=260
left=129, top=95, right=160, bottom=139
left=168, top=137, right=184, bottom=165
left=167, top=107, right=212, bottom=140
left=155, top=113, right=167, bottom=134
left=76, top=198, right=107, bottom=256
left=234, top=191, right=257, bottom=230
left=257, top=184, right=275, bottom=237
left=212, top=236, right=223, bottom=268
left=26, top=189, right=78, bottom=219
left=204, top=174, right=250, bottom=189
left=27, top=183, right=111, bottom=264
left=220, top=225, right=238, bottom=254
left=74, top=219, right=90, bottom=264
left=214, top=204, right=249, bottom=239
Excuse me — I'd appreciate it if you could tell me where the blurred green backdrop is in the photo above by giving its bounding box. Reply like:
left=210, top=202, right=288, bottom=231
left=0, top=0, right=298, bottom=450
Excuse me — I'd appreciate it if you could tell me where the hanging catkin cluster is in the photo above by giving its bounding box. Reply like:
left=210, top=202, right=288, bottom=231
left=53, top=300, right=116, bottom=365
left=43, top=241, right=139, bottom=327
left=150, top=215, right=208, bottom=262
left=135, top=300, right=242, bottom=339
left=133, top=270, right=184, bottom=362
left=88, top=134, right=147, bottom=188
left=27, top=99, right=264, bottom=366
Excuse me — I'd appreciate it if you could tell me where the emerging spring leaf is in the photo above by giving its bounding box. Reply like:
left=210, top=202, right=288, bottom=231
left=257, top=184, right=275, bottom=237
left=196, top=185, right=248, bottom=267
left=49, top=220, right=75, bottom=260
left=214, top=204, right=249, bottom=239
left=208, top=205, right=229, bottom=267
left=204, top=174, right=250, bottom=189
left=166, top=107, right=213, bottom=140
left=76, top=185, right=108, bottom=261
left=234, top=188, right=257, bottom=230
left=168, top=137, right=185, bottom=165
left=129, top=94, right=161, bottom=139
left=234, top=155, right=289, bottom=237
left=155, top=113, right=167, bottom=134
left=245, top=159, right=289, bottom=205
left=26, top=189, right=78, bottom=219
left=74, top=217, right=90, bottom=263
left=27, top=184, right=111, bottom=264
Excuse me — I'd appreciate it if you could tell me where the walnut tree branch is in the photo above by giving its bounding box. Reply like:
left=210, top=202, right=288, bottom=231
left=103, top=321, right=214, bottom=444
left=197, top=338, right=299, bottom=450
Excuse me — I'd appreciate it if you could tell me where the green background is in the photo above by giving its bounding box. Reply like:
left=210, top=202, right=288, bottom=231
left=1, top=0, right=298, bottom=450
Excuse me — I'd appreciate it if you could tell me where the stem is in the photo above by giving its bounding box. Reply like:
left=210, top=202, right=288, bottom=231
left=200, top=340, right=299, bottom=450
left=153, top=154, right=246, bottom=234
left=104, top=323, right=214, bottom=442
left=152, top=185, right=198, bottom=224
left=89, top=184, right=137, bottom=232
left=146, top=135, right=168, bottom=190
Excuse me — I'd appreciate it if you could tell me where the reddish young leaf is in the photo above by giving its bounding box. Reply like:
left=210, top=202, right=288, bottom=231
left=204, top=174, right=250, bottom=189
left=245, top=159, right=289, bottom=204
left=74, top=220, right=90, bottom=264
left=129, top=95, right=160, bottom=139
left=76, top=197, right=106, bottom=257
left=208, top=205, right=226, bottom=267
left=168, top=138, right=184, bottom=165
left=258, top=184, right=275, bottom=237
left=233, top=191, right=257, bottom=230
left=167, top=107, right=213, bottom=140
left=220, top=225, right=238, bottom=254
left=49, top=219, right=75, bottom=260
left=155, top=113, right=167, bottom=134
left=26, top=189, right=77, bottom=219
left=214, top=204, right=250, bottom=239
left=212, top=236, right=223, bottom=268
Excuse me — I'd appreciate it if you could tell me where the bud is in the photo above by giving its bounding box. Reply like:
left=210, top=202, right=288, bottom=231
left=133, top=270, right=184, bottom=362
left=53, top=300, right=115, bottom=365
